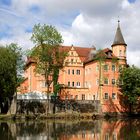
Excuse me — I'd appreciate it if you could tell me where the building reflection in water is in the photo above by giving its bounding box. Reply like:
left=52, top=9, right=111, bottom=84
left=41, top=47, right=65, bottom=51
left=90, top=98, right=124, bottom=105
left=0, top=119, right=140, bottom=140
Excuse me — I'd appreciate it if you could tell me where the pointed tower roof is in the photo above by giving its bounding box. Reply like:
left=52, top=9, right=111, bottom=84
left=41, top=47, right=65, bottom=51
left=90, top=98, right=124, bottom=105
left=112, top=20, right=127, bottom=47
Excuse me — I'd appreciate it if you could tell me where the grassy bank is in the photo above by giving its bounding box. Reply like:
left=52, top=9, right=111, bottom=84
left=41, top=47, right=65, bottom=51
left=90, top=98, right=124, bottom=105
left=2, top=111, right=137, bottom=121
left=0, top=112, right=101, bottom=121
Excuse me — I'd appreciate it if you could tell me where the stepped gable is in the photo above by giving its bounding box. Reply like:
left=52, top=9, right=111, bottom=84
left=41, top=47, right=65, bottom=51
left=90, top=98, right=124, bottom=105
left=60, top=46, right=93, bottom=62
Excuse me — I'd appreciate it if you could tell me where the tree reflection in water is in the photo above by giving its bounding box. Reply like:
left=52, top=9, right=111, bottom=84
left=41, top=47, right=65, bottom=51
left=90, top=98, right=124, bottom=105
left=0, top=122, right=16, bottom=140
left=0, top=119, right=140, bottom=140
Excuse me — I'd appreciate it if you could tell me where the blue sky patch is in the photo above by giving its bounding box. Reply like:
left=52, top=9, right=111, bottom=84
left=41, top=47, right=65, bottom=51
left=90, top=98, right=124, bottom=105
left=25, top=27, right=33, bottom=33
left=0, top=32, right=12, bottom=39
left=49, top=11, right=80, bottom=28
left=128, top=0, right=136, bottom=3
left=0, top=0, right=11, bottom=6
left=0, top=25, right=12, bottom=39
left=29, top=5, right=40, bottom=14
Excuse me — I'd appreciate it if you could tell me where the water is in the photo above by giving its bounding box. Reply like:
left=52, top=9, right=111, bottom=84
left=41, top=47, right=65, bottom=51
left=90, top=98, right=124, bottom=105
left=0, top=118, right=140, bottom=140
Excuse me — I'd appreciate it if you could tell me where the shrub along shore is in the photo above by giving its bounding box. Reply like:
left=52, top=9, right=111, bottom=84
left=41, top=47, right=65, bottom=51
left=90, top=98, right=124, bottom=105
left=0, top=112, right=103, bottom=121
left=0, top=111, right=135, bottom=121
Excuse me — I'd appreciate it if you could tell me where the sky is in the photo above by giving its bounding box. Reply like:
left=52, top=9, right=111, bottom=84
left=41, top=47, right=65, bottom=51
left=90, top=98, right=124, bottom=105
left=0, top=0, right=140, bottom=67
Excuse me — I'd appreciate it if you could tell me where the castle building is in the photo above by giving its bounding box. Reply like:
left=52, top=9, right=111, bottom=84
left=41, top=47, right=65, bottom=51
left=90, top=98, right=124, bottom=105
left=20, top=21, right=127, bottom=113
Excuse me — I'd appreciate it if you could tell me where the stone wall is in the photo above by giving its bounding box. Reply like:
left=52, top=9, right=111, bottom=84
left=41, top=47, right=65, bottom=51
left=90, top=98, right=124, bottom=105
left=16, top=99, right=101, bottom=114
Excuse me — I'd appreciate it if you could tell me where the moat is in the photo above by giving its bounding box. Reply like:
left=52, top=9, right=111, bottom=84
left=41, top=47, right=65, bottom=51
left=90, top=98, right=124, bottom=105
left=1, top=118, right=140, bottom=140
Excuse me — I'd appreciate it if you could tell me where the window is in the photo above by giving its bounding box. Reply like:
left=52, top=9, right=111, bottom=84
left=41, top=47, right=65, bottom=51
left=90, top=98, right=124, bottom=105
left=72, top=82, right=74, bottom=87
left=68, top=81, right=70, bottom=86
left=76, top=82, right=80, bottom=87
left=71, top=59, right=74, bottom=63
left=68, top=69, right=70, bottom=74
left=82, top=94, right=85, bottom=100
left=119, top=79, right=123, bottom=85
left=88, top=82, right=91, bottom=88
left=76, top=70, right=80, bottom=75
left=124, top=50, right=126, bottom=55
left=72, top=69, right=74, bottom=75
left=93, top=95, right=95, bottom=100
left=65, top=95, right=68, bottom=100
left=119, top=50, right=122, bottom=56
left=82, top=132, right=86, bottom=138
left=119, top=65, right=123, bottom=72
left=71, top=51, right=73, bottom=55
left=65, top=59, right=69, bottom=65
left=104, top=65, right=108, bottom=71
left=112, top=79, right=115, bottom=85
left=75, top=95, right=78, bottom=100
left=89, top=68, right=91, bottom=73
left=108, top=51, right=112, bottom=57
left=104, top=78, right=109, bottom=85
left=42, top=81, right=47, bottom=87
left=112, top=65, right=116, bottom=71
left=105, top=133, right=109, bottom=140
left=96, top=79, right=99, bottom=85
left=96, top=65, right=99, bottom=71
left=104, top=93, right=109, bottom=99
left=112, top=93, right=116, bottom=99
left=112, top=133, right=117, bottom=140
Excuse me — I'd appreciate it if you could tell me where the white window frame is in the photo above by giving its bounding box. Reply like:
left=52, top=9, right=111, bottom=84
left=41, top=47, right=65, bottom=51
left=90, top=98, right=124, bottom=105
left=112, top=64, right=116, bottom=71
left=112, top=93, right=116, bottom=99
left=76, top=82, right=80, bottom=87
left=104, top=93, right=109, bottom=99
left=112, top=79, right=116, bottom=85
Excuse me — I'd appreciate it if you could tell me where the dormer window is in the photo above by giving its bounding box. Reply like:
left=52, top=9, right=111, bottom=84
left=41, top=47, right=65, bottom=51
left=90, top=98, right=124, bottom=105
left=107, top=51, right=112, bottom=57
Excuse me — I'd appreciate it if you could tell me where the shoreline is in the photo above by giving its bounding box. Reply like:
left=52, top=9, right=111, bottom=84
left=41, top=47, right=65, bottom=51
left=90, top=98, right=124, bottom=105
left=0, top=112, right=140, bottom=121
left=0, top=112, right=98, bottom=121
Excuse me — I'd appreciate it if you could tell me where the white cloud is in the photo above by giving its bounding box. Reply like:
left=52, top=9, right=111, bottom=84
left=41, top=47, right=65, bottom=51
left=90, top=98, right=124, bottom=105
left=122, top=0, right=131, bottom=9
left=59, top=0, right=140, bottom=67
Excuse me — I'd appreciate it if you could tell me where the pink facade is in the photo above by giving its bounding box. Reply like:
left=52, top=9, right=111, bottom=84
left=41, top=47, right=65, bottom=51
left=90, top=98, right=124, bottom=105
left=20, top=22, right=128, bottom=113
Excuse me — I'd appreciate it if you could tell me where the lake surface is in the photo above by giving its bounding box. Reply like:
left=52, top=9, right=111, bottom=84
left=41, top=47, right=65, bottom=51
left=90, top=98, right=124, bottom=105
left=0, top=118, right=140, bottom=140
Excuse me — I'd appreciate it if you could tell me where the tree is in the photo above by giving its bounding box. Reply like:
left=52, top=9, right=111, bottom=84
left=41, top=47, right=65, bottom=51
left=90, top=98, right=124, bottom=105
left=94, top=49, right=106, bottom=102
left=30, top=24, right=67, bottom=113
left=0, top=43, right=24, bottom=114
left=119, top=66, right=140, bottom=114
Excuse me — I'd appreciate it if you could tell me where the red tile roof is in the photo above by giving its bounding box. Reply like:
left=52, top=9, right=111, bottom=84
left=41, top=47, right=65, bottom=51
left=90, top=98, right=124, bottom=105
left=24, top=57, right=36, bottom=69
left=84, top=48, right=118, bottom=64
left=25, top=46, right=118, bottom=67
